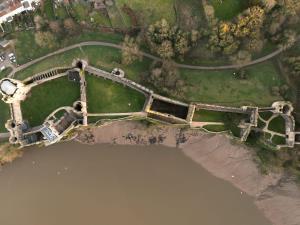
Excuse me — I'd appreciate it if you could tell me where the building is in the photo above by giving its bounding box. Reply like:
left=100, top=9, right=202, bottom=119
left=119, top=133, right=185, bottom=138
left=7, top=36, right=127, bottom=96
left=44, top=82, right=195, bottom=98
left=0, top=0, right=40, bottom=24
left=0, top=78, right=30, bottom=103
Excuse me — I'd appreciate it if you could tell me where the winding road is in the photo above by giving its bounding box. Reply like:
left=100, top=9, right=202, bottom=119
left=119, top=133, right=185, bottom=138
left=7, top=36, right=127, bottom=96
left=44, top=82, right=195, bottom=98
left=7, top=40, right=292, bottom=78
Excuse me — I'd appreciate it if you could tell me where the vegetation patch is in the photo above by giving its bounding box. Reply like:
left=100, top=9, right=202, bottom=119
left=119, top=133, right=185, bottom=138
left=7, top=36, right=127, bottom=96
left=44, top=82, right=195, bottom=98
left=259, top=111, right=273, bottom=121
left=43, top=0, right=55, bottom=20
left=15, top=45, right=151, bottom=81
left=209, top=0, right=249, bottom=20
left=22, top=77, right=80, bottom=126
left=175, top=0, right=206, bottom=30
left=115, top=0, right=176, bottom=25
left=193, top=109, right=226, bottom=122
left=268, top=116, right=286, bottom=134
left=0, top=67, right=12, bottom=79
left=86, top=74, right=145, bottom=113
left=0, top=102, right=10, bottom=132
left=14, top=31, right=123, bottom=65
left=272, top=135, right=286, bottom=146
left=180, top=61, right=283, bottom=106
left=203, top=124, right=226, bottom=132
left=258, top=119, right=266, bottom=129
left=88, top=116, right=127, bottom=124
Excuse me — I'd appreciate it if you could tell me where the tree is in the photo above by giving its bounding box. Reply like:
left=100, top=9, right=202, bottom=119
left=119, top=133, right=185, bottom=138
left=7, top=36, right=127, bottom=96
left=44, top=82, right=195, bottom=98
left=146, top=19, right=191, bottom=59
left=34, top=31, right=57, bottom=48
left=234, top=6, right=265, bottom=38
left=145, top=60, right=185, bottom=96
left=63, top=18, right=77, bottom=34
left=245, top=37, right=264, bottom=53
left=121, top=35, right=142, bottom=65
left=284, top=56, right=300, bottom=76
left=34, top=15, right=45, bottom=30
left=156, top=40, right=174, bottom=59
left=49, top=20, right=61, bottom=33
left=207, top=21, right=240, bottom=55
left=277, top=30, right=297, bottom=50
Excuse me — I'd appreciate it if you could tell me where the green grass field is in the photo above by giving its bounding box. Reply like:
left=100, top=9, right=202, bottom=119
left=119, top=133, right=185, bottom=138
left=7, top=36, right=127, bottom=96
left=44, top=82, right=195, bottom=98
left=268, top=116, right=286, bottom=134
left=272, top=135, right=286, bottom=145
left=14, top=45, right=151, bottom=82
left=180, top=61, right=284, bottom=106
left=55, top=5, right=68, bottom=19
left=115, top=0, right=176, bottom=25
left=203, top=124, right=226, bottom=132
left=0, top=67, right=12, bottom=79
left=193, top=109, right=226, bottom=122
left=0, top=101, right=9, bottom=132
left=0, top=68, right=12, bottom=132
left=176, top=0, right=206, bottom=30
left=86, top=75, right=145, bottom=113
left=14, top=31, right=123, bottom=65
left=209, top=0, right=249, bottom=20
left=22, top=77, right=80, bottom=126
left=43, top=0, right=55, bottom=20
left=193, top=109, right=244, bottom=137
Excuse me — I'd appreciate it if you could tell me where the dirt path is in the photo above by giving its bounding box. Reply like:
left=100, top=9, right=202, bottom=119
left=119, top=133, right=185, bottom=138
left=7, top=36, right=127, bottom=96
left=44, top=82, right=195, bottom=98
left=8, top=38, right=299, bottom=78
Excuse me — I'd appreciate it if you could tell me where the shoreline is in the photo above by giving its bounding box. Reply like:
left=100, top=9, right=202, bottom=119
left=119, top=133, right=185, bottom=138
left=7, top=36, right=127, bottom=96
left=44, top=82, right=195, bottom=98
left=75, top=120, right=300, bottom=225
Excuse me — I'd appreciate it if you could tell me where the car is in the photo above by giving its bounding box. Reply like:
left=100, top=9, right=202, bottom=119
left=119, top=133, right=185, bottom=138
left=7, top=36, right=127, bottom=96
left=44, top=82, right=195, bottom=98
left=0, top=66, right=6, bottom=71
left=0, top=54, right=5, bottom=61
left=8, top=53, right=14, bottom=58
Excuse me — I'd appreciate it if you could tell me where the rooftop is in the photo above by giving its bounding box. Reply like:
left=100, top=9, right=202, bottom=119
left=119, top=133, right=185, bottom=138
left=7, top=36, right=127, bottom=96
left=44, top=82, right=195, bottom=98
left=0, top=79, right=17, bottom=95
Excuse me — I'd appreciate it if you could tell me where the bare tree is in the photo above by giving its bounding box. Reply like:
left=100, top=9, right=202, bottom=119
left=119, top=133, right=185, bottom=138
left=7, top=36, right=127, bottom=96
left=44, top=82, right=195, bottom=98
left=121, top=35, right=142, bottom=65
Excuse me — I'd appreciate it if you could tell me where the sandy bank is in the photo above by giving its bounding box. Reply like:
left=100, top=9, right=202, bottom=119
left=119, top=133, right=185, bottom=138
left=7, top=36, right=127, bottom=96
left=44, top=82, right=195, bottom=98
left=76, top=120, right=300, bottom=225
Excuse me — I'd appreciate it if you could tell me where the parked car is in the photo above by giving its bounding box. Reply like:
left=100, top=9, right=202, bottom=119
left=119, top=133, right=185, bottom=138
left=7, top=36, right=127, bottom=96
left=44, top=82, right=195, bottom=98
left=0, top=53, right=5, bottom=62
left=8, top=53, right=16, bottom=63
left=0, top=66, right=6, bottom=71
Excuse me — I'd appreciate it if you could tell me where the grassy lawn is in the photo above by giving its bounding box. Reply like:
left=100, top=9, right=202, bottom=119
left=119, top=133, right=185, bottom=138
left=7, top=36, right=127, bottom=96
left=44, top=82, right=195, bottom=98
left=43, top=0, right=55, bottom=20
left=0, top=101, right=9, bottom=132
left=22, top=77, right=80, bottom=126
left=268, top=116, right=286, bottom=134
left=176, top=0, right=206, bottom=30
left=14, top=31, right=123, bottom=64
left=15, top=48, right=84, bottom=80
left=203, top=124, right=226, bottom=132
left=88, top=115, right=127, bottom=124
left=115, top=0, right=176, bottom=25
left=55, top=5, right=68, bottom=19
left=0, top=67, right=12, bottom=79
left=90, top=11, right=111, bottom=27
left=193, top=109, right=226, bottom=122
left=0, top=68, right=12, bottom=132
left=193, top=109, right=244, bottom=137
left=259, top=111, right=273, bottom=121
left=86, top=74, right=145, bottom=113
left=70, top=2, right=90, bottom=22
left=258, top=119, right=266, bottom=129
left=107, top=4, right=126, bottom=28
left=180, top=61, right=284, bottom=106
left=15, top=45, right=151, bottom=82
left=209, top=0, right=249, bottom=20
left=272, top=135, right=286, bottom=145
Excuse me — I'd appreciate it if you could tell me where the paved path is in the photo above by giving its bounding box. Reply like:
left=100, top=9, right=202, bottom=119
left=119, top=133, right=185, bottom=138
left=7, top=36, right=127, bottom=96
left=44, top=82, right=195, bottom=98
left=8, top=38, right=299, bottom=78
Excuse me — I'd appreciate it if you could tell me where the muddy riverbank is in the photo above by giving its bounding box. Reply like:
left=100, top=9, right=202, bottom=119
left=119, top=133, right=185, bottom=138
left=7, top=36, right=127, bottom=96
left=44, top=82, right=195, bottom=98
left=76, top=120, right=300, bottom=225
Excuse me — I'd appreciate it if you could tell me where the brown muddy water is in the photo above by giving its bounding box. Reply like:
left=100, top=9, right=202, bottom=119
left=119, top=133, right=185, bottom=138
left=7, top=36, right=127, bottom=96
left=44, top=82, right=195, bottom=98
left=0, top=142, right=272, bottom=225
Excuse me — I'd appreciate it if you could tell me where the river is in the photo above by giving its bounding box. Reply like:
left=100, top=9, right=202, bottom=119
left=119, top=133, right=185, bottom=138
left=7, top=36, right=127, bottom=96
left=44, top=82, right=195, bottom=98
left=0, top=142, right=271, bottom=225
